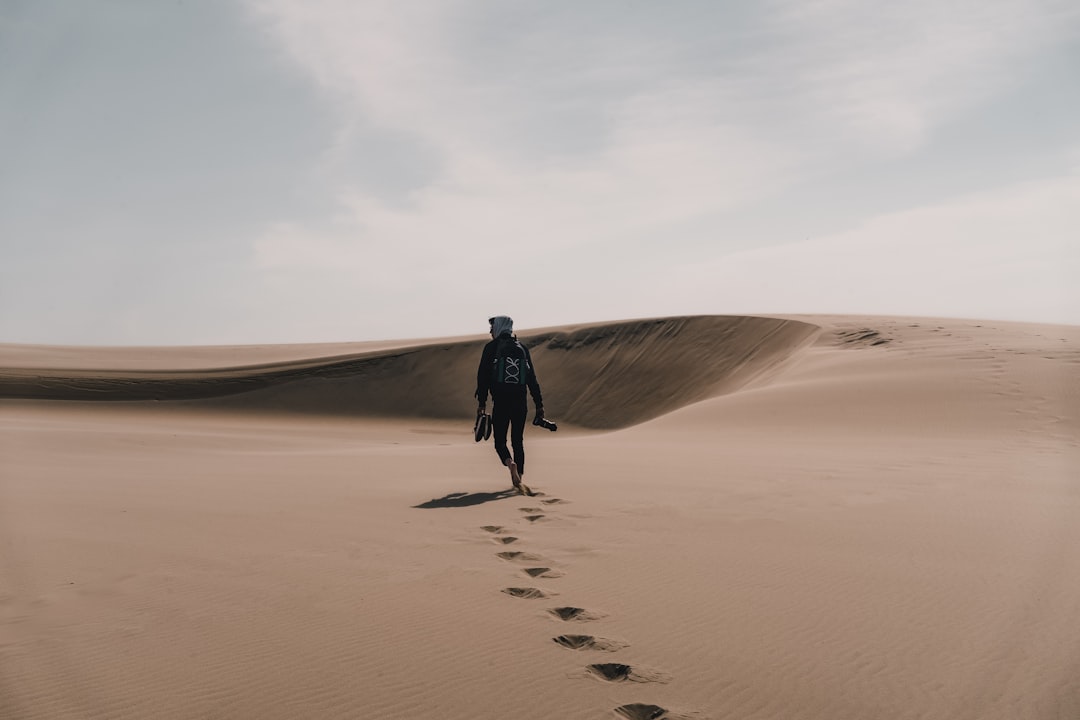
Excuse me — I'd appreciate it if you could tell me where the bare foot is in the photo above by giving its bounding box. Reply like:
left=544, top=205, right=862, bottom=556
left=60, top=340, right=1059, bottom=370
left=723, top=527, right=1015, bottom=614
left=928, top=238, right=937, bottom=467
left=508, top=461, right=522, bottom=488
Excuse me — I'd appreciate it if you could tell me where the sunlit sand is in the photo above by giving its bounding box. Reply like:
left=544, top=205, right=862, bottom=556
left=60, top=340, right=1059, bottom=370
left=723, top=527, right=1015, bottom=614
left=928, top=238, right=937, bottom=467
left=2, top=315, right=1077, bottom=719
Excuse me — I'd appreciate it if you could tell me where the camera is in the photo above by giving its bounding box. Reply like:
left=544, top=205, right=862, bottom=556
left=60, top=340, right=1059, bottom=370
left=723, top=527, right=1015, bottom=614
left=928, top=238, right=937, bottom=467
left=533, top=416, right=558, bottom=432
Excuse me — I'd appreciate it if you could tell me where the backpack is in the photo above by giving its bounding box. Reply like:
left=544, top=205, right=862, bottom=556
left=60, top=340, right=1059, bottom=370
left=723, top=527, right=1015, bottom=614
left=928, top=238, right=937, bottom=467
left=492, top=337, right=531, bottom=387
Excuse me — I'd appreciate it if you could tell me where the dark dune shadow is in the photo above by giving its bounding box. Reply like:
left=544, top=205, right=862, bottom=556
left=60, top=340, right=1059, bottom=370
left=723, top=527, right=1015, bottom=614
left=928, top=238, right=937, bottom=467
left=1, top=316, right=822, bottom=431
left=413, top=489, right=518, bottom=509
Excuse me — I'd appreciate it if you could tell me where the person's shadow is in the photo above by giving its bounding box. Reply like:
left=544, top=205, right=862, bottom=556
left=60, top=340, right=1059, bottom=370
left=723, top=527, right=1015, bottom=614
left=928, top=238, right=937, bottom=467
left=413, top=489, right=519, bottom=509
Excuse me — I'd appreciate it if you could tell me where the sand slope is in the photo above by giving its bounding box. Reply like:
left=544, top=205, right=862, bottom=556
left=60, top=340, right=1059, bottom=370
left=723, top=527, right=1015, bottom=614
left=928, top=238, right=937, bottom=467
left=0, top=316, right=819, bottom=428
left=1, top=315, right=1078, bottom=720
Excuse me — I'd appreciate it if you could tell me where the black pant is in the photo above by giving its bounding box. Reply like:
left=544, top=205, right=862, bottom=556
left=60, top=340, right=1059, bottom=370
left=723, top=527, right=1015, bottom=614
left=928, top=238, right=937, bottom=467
left=491, top=390, right=528, bottom=473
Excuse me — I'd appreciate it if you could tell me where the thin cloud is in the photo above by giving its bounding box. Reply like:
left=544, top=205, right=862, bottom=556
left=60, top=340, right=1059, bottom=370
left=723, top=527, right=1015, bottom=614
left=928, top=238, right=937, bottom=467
left=4, top=2, right=1077, bottom=344
left=243, top=0, right=1079, bottom=214
left=234, top=0, right=1080, bottom=338
left=243, top=0, right=803, bottom=279
left=760, top=0, right=1078, bottom=152
left=662, top=170, right=1080, bottom=324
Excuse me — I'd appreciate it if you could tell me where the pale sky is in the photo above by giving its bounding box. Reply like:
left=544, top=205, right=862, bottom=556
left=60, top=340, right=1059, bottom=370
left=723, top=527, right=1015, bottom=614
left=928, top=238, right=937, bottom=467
left=2, top=0, right=1078, bottom=345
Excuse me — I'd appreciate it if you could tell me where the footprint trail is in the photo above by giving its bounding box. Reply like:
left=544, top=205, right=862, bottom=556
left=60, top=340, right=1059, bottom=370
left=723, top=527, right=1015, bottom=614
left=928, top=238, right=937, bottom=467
left=478, top=489, right=696, bottom=716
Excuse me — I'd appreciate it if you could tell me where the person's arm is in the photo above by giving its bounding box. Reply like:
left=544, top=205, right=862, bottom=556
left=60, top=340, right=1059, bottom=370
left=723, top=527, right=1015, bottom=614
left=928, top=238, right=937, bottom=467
left=475, top=341, right=495, bottom=409
left=523, top=346, right=544, bottom=417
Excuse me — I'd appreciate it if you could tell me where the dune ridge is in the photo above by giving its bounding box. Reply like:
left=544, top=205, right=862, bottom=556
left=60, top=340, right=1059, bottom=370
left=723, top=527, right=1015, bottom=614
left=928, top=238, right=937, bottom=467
left=0, top=315, right=819, bottom=429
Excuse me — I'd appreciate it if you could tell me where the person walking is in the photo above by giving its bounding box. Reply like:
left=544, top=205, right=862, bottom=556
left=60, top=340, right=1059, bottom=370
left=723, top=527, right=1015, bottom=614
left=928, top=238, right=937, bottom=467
left=475, top=315, right=545, bottom=493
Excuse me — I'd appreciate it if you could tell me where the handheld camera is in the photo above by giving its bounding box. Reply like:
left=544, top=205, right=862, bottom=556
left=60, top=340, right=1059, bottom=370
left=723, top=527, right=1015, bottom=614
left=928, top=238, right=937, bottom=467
left=533, top=416, right=558, bottom=432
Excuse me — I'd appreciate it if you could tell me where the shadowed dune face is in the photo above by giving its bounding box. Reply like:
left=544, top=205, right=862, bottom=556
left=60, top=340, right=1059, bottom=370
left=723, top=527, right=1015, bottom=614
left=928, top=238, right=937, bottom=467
left=0, top=316, right=819, bottom=429
left=526, top=316, right=820, bottom=428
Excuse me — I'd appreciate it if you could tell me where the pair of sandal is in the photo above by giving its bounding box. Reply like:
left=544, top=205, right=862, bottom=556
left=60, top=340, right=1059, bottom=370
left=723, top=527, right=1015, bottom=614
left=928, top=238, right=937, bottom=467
left=474, top=412, right=492, bottom=442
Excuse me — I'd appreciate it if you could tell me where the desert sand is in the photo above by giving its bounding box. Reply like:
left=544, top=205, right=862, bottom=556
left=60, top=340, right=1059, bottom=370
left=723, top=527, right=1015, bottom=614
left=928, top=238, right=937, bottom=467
left=1, top=315, right=1078, bottom=720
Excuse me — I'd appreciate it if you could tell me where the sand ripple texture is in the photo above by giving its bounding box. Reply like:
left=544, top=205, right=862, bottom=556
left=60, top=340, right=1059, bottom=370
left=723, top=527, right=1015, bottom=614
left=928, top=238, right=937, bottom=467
left=2, top=315, right=1079, bottom=719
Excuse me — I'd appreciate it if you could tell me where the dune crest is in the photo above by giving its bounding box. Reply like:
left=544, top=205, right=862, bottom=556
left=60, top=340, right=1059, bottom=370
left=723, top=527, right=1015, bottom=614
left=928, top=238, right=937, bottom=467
left=0, top=316, right=820, bottom=429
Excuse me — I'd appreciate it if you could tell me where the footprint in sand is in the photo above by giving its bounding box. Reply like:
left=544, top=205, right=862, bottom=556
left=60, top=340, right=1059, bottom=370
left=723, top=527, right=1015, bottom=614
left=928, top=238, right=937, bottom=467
left=502, top=587, right=552, bottom=599
left=480, top=525, right=506, bottom=533
left=548, top=606, right=604, bottom=622
left=496, top=550, right=545, bottom=563
left=613, top=704, right=669, bottom=720
left=541, top=498, right=567, bottom=505
left=523, top=514, right=547, bottom=522
left=585, top=663, right=669, bottom=684
left=523, top=567, right=563, bottom=578
left=614, top=704, right=700, bottom=720
left=519, top=507, right=542, bottom=513
left=493, top=536, right=518, bottom=545
left=552, top=634, right=627, bottom=652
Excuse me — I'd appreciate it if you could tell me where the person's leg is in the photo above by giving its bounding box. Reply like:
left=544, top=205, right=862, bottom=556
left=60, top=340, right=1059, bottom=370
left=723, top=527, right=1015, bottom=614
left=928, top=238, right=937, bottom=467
left=510, top=396, right=528, bottom=474
left=491, top=401, right=512, bottom=467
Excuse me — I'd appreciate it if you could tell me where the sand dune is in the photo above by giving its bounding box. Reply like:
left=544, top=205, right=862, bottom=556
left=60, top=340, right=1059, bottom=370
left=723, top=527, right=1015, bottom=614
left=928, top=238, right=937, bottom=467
left=2, top=315, right=1078, bottom=720
left=0, top=315, right=819, bottom=428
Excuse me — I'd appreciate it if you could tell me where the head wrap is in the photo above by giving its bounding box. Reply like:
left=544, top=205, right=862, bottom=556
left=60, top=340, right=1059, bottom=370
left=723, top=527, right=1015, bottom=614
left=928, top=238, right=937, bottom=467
left=489, top=315, right=514, bottom=338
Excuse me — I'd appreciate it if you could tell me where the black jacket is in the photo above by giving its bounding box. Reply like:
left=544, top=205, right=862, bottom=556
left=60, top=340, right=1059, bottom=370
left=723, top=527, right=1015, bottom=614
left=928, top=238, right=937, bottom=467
left=475, top=333, right=544, bottom=408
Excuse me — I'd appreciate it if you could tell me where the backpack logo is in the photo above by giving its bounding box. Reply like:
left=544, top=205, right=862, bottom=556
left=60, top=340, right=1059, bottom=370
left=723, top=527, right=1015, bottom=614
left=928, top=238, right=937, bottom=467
left=494, top=340, right=529, bottom=385
left=502, top=357, right=522, bottom=383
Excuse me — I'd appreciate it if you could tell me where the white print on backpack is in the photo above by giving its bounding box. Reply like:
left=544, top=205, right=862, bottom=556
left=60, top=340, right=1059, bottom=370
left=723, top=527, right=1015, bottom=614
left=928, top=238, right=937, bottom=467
left=493, top=339, right=529, bottom=385
left=503, top=358, right=522, bottom=384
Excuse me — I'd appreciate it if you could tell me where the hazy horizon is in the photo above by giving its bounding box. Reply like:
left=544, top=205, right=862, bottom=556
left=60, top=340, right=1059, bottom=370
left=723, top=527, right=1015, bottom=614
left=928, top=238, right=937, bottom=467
left=2, top=1, right=1078, bottom=346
